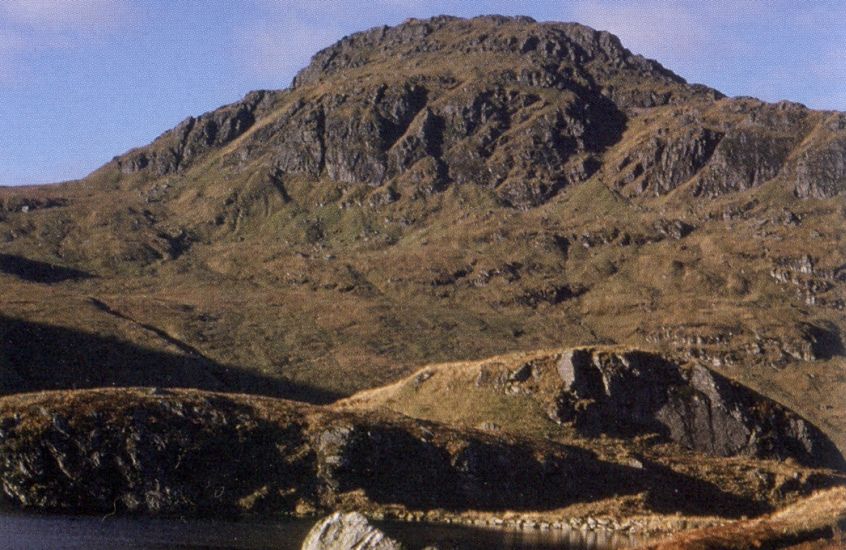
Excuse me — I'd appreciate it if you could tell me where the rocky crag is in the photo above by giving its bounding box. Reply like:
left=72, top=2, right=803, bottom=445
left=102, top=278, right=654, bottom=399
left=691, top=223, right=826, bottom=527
left=550, top=349, right=843, bottom=468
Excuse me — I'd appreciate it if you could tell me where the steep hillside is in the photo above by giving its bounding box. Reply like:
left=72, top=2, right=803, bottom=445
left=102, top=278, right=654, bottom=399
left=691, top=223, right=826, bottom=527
left=0, top=14, right=843, bottom=452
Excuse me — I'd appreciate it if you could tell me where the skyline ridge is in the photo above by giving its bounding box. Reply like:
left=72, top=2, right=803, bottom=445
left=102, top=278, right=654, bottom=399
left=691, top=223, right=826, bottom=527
left=1, top=1, right=844, bottom=186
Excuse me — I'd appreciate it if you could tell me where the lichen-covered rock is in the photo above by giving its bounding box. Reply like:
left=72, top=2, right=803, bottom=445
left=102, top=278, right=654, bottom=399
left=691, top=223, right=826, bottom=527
left=301, top=512, right=402, bottom=550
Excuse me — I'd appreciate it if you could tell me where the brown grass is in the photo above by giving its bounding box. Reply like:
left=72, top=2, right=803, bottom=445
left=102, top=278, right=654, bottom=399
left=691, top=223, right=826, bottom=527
left=639, top=487, right=846, bottom=550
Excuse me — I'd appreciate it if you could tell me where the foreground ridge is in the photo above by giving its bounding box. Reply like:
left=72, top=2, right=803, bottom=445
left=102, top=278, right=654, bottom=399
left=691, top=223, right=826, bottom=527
left=0, top=349, right=843, bottom=522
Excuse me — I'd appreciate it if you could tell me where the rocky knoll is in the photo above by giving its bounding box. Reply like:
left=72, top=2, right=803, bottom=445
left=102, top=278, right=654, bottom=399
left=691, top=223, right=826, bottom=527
left=346, top=348, right=845, bottom=471
left=0, top=388, right=632, bottom=515
left=551, top=349, right=844, bottom=469
left=1, top=387, right=841, bottom=520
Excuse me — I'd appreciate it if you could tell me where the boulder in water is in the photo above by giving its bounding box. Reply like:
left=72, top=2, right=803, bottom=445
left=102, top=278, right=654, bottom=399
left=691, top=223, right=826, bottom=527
left=301, top=511, right=403, bottom=550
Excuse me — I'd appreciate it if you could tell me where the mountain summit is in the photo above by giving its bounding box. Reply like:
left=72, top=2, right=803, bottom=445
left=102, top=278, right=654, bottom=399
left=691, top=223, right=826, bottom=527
left=112, top=15, right=726, bottom=207
left=106, top=15, right=844, bottom=209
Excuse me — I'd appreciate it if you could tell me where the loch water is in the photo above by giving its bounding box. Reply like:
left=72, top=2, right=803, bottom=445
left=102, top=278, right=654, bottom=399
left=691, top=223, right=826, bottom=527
left=0, top=513, right=646, bottom=549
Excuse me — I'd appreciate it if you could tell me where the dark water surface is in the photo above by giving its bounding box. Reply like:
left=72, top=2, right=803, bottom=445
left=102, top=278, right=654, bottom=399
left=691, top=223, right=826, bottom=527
left=0, top=513, right=642, bottom=549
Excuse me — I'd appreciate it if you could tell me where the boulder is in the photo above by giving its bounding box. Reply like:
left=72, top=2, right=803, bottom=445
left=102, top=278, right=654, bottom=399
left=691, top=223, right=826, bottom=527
left=301, top=512, right=402, bottom=550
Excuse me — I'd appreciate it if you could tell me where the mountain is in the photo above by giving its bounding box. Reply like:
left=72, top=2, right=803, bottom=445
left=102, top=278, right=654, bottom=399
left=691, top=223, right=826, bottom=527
left=0, top=15, right=844, bottom=540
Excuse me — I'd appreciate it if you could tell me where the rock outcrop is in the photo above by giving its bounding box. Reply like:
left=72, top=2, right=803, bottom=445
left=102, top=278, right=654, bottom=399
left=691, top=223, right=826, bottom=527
left=793, top=130, right=846, bottom=198
left=4, top=386, right=834, bottom=519
left=0, top=389, right=631, bottom=515
left=115, top=90, right=280, bottom=176
left=551, top=349, right=845, bottom=469
left=301, top=512, right=402, bottom=550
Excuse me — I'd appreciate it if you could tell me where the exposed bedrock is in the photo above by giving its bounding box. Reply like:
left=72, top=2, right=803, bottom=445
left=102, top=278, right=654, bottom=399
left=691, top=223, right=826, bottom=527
left=1, top=388, right=811, bottom=518
left=550, top=349, right=845, bottom=470
left=0, top=390, right=636, bottom=515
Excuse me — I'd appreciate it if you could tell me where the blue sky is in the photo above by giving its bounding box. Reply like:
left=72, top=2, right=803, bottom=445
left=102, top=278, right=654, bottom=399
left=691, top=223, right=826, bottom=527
left=1, top=0, right=844, bottom=186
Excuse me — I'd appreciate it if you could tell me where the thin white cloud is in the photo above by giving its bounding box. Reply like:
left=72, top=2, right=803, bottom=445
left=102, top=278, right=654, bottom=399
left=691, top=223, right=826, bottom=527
left=0, top=0, right=132, bottom=87
left=0, top=0, right=130, bottom=30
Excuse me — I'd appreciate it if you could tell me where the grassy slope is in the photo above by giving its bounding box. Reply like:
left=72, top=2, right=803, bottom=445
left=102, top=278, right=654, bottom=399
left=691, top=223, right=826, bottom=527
left=639, top=486, right=846, bottom=549
left=2, top=147, right=843, bottom=449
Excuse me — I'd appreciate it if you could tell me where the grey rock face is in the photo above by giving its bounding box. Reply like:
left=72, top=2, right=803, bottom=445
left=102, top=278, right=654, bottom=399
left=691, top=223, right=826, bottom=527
left=693, top=130, right=794, bottom=196
left=116, top=90, right=278, bottom=176
left=301, top=512, right=402, bottom=550
left=616, top=126, right=723, bottom=196
left=224, top=79, right=622, bottom=207
left=794, top=136, right=846, bottom=198
left=551, top=349, right=845, bottom=470
left=612, top=100, right=836, bottom=199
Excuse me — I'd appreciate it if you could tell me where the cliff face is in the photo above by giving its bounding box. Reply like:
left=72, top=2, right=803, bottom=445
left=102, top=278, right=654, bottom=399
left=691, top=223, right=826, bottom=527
left=0, top=15, right=844, bottom=474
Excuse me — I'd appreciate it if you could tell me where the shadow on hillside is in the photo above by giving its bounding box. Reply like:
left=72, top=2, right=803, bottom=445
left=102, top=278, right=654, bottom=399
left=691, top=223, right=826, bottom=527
left=641, top=461, right=771, bottom=518
left=0, top=253, right=93, bottom=284
left=0, top=316, right=340, bottom=404
left=328, top=425, right=767, bottom=516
